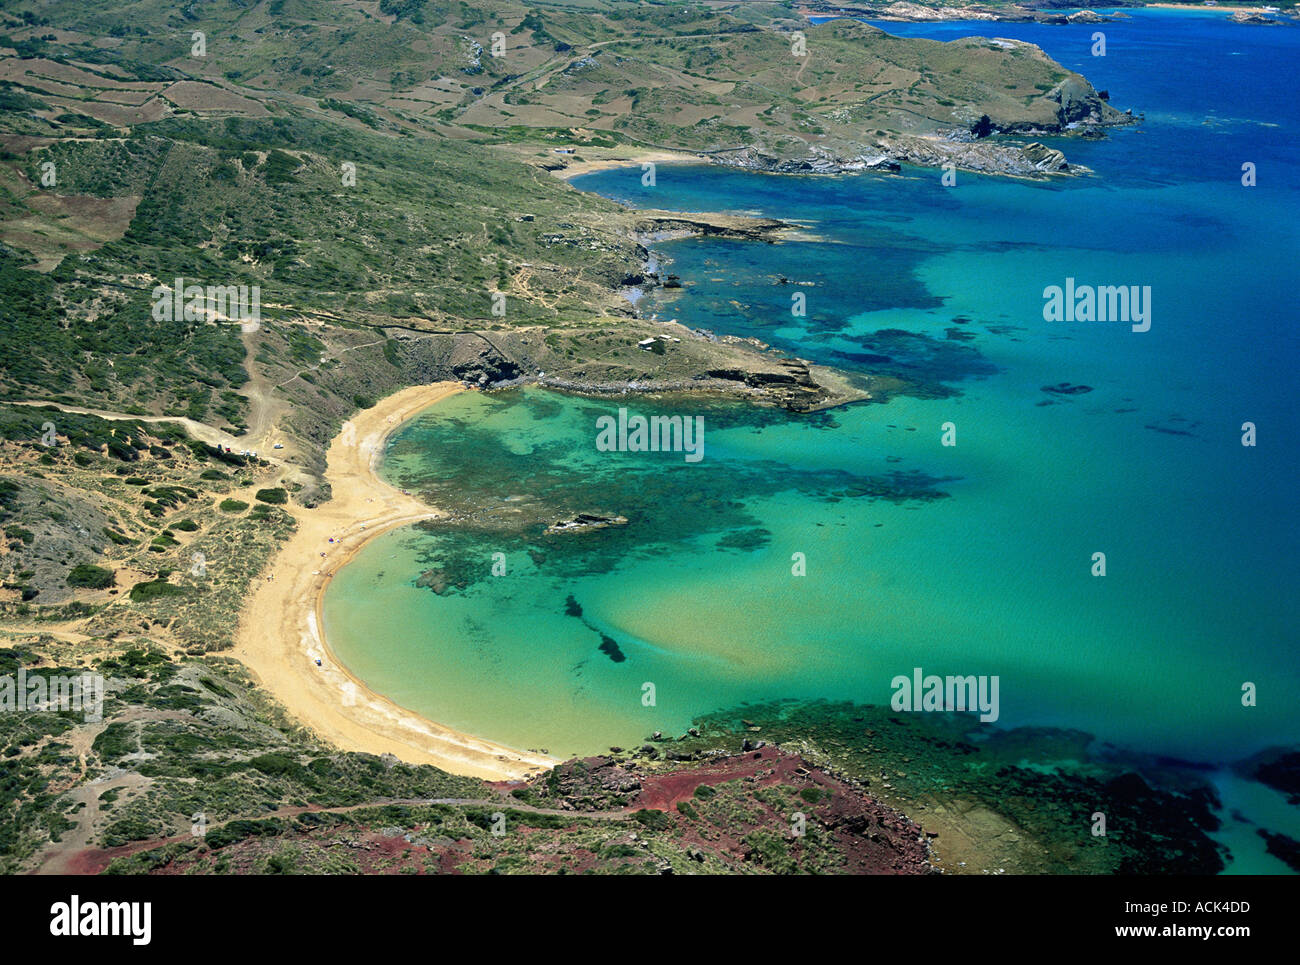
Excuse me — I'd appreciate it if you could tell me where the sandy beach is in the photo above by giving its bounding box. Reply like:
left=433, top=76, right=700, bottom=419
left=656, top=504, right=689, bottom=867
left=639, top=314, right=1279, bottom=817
left=233, top=382, right=557, bottom=781
left=555, top=148, right=701, bottom=179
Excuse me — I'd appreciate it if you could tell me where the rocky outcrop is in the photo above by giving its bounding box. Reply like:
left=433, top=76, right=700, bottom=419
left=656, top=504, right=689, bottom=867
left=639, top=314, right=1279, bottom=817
left=393, top=332, right=526, bottom=388
left=545, top=513, right=628, bottom=535
left=1229, top=11, right=1283, bottom=25
left=1021, top=142, right=1070, bottom=173
left=798, top=0, right=1129, bottom=23
left=696, top=72, right=1127, bottom=179
left=1048, top=76, right=1114, bottom=129
left=885, top=135, right=1072, bottom=177
left=710, top=146, right=901, bottom=176
left=708, top=358, right=817, bottom=389
left=704, top=358, right=837, bottom=410
left=633, top=209, right=793, bottom=243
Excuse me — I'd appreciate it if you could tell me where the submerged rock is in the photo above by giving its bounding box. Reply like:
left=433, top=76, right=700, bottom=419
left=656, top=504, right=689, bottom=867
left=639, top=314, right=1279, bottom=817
left=546, top=513, right=629, bottom=535
left=597, top=633, right=626, bottom=663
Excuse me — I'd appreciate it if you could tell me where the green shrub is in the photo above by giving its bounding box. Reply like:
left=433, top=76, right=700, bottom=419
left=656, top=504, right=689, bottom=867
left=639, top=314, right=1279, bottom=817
left=102, top=816, right=159, bottom=847
left=632, top=808, right=672, bottom=831
left=248, top=752, right=302, bottom=777
left=198, top=676, right=233, bottom=698
left=204, top=818, right=283, bottom=851
left=254, top=488, right=287, bottom=505
left=67, top=563, right=115, bottom=589
left=600, top=842, right=640, bottom=858
left=129, top=578, right=184, bottom=602
left=218, top=498, right=249, bottom=513
left=92, top=722, right=135, bottom=759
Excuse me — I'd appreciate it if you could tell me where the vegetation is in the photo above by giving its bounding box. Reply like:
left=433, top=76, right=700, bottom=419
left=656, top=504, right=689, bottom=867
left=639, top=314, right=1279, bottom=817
left=0, top=0, right=1164, bottom=878
left=66, top=564, right=114, bottom=590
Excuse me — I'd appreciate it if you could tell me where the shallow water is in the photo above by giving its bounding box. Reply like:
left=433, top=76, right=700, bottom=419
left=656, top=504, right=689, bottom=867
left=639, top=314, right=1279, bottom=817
left=323, top=11, right=1299, bottom=869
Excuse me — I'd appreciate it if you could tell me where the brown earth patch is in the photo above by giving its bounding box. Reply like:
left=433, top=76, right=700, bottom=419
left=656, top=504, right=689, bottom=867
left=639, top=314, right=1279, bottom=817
left=161, top=81, right=269, bottom=115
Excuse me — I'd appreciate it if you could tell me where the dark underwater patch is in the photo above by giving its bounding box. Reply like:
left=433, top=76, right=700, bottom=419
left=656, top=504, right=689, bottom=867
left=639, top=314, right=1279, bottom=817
left=399, top=390, right=956, bottom=592
left=822, top=328, right=1000, bottom=398
left=596, top=634, right=626, bottom=663
left=1042, top=383, right=1093, bottom=395
left=715, top=527, right=772, bottom=553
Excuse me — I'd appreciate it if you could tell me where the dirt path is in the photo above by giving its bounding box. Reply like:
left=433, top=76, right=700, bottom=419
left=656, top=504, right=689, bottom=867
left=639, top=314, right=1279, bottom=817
left=35, top=790, right=632, bottom=875
left=8, top=399, right=283, bottom=466
left=794, top=42, right=813, bottom=86
left=31, top=708, right=195, bottom=875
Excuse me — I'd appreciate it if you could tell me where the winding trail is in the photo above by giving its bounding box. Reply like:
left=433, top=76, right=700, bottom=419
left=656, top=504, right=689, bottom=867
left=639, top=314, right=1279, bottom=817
left=8, top=399, right=275, bottom=462
left=33, top=791, right=631, bottom=875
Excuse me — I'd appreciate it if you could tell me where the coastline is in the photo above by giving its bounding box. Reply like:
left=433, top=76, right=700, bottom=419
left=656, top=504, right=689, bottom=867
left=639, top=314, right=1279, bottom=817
left=799, top=2, right=1290, bottom=20
left=553, top=148, right=700, bottom=180
left=1145, top=3, right=1288, bottom=12
left=232, top=382, right=557, bottom=781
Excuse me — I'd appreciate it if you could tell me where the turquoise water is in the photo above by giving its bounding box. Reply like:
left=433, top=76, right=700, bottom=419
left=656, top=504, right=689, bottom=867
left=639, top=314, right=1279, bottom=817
left=324, top=12, right=1298, bottom=870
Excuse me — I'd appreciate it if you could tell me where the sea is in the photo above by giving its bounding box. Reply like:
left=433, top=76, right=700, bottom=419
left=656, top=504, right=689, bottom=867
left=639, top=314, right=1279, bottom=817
left=323, top=10, right=1299, bottom=872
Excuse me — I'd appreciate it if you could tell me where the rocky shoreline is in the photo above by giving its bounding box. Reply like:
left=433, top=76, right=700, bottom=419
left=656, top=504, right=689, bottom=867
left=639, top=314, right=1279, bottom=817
left=557, top=122, right=1126, bottom=181
left=800, top=2, right=1135, bottom=24
left=544, top=67, right=1133, bottom=180
left=708, top=137, right=1086, bottom=178
left=410, top=200, right=883, bottom=414
left=521, top=64, right=1138, bottom=414
left=528, top=362, right=873, bottom=414
left=632, top=209, right=796, bottom=243
left=713, top=69, right=1136, bottom=178
left=799, top=1, right=1296, bottom=27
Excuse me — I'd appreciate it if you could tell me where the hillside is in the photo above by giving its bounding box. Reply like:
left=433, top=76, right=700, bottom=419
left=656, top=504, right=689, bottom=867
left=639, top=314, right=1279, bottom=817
left=0, top=1, right=1129, bottom=469
left=0, top=1, right=1178, bottom=878
left=2, top=1, right=1127, bottom=171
